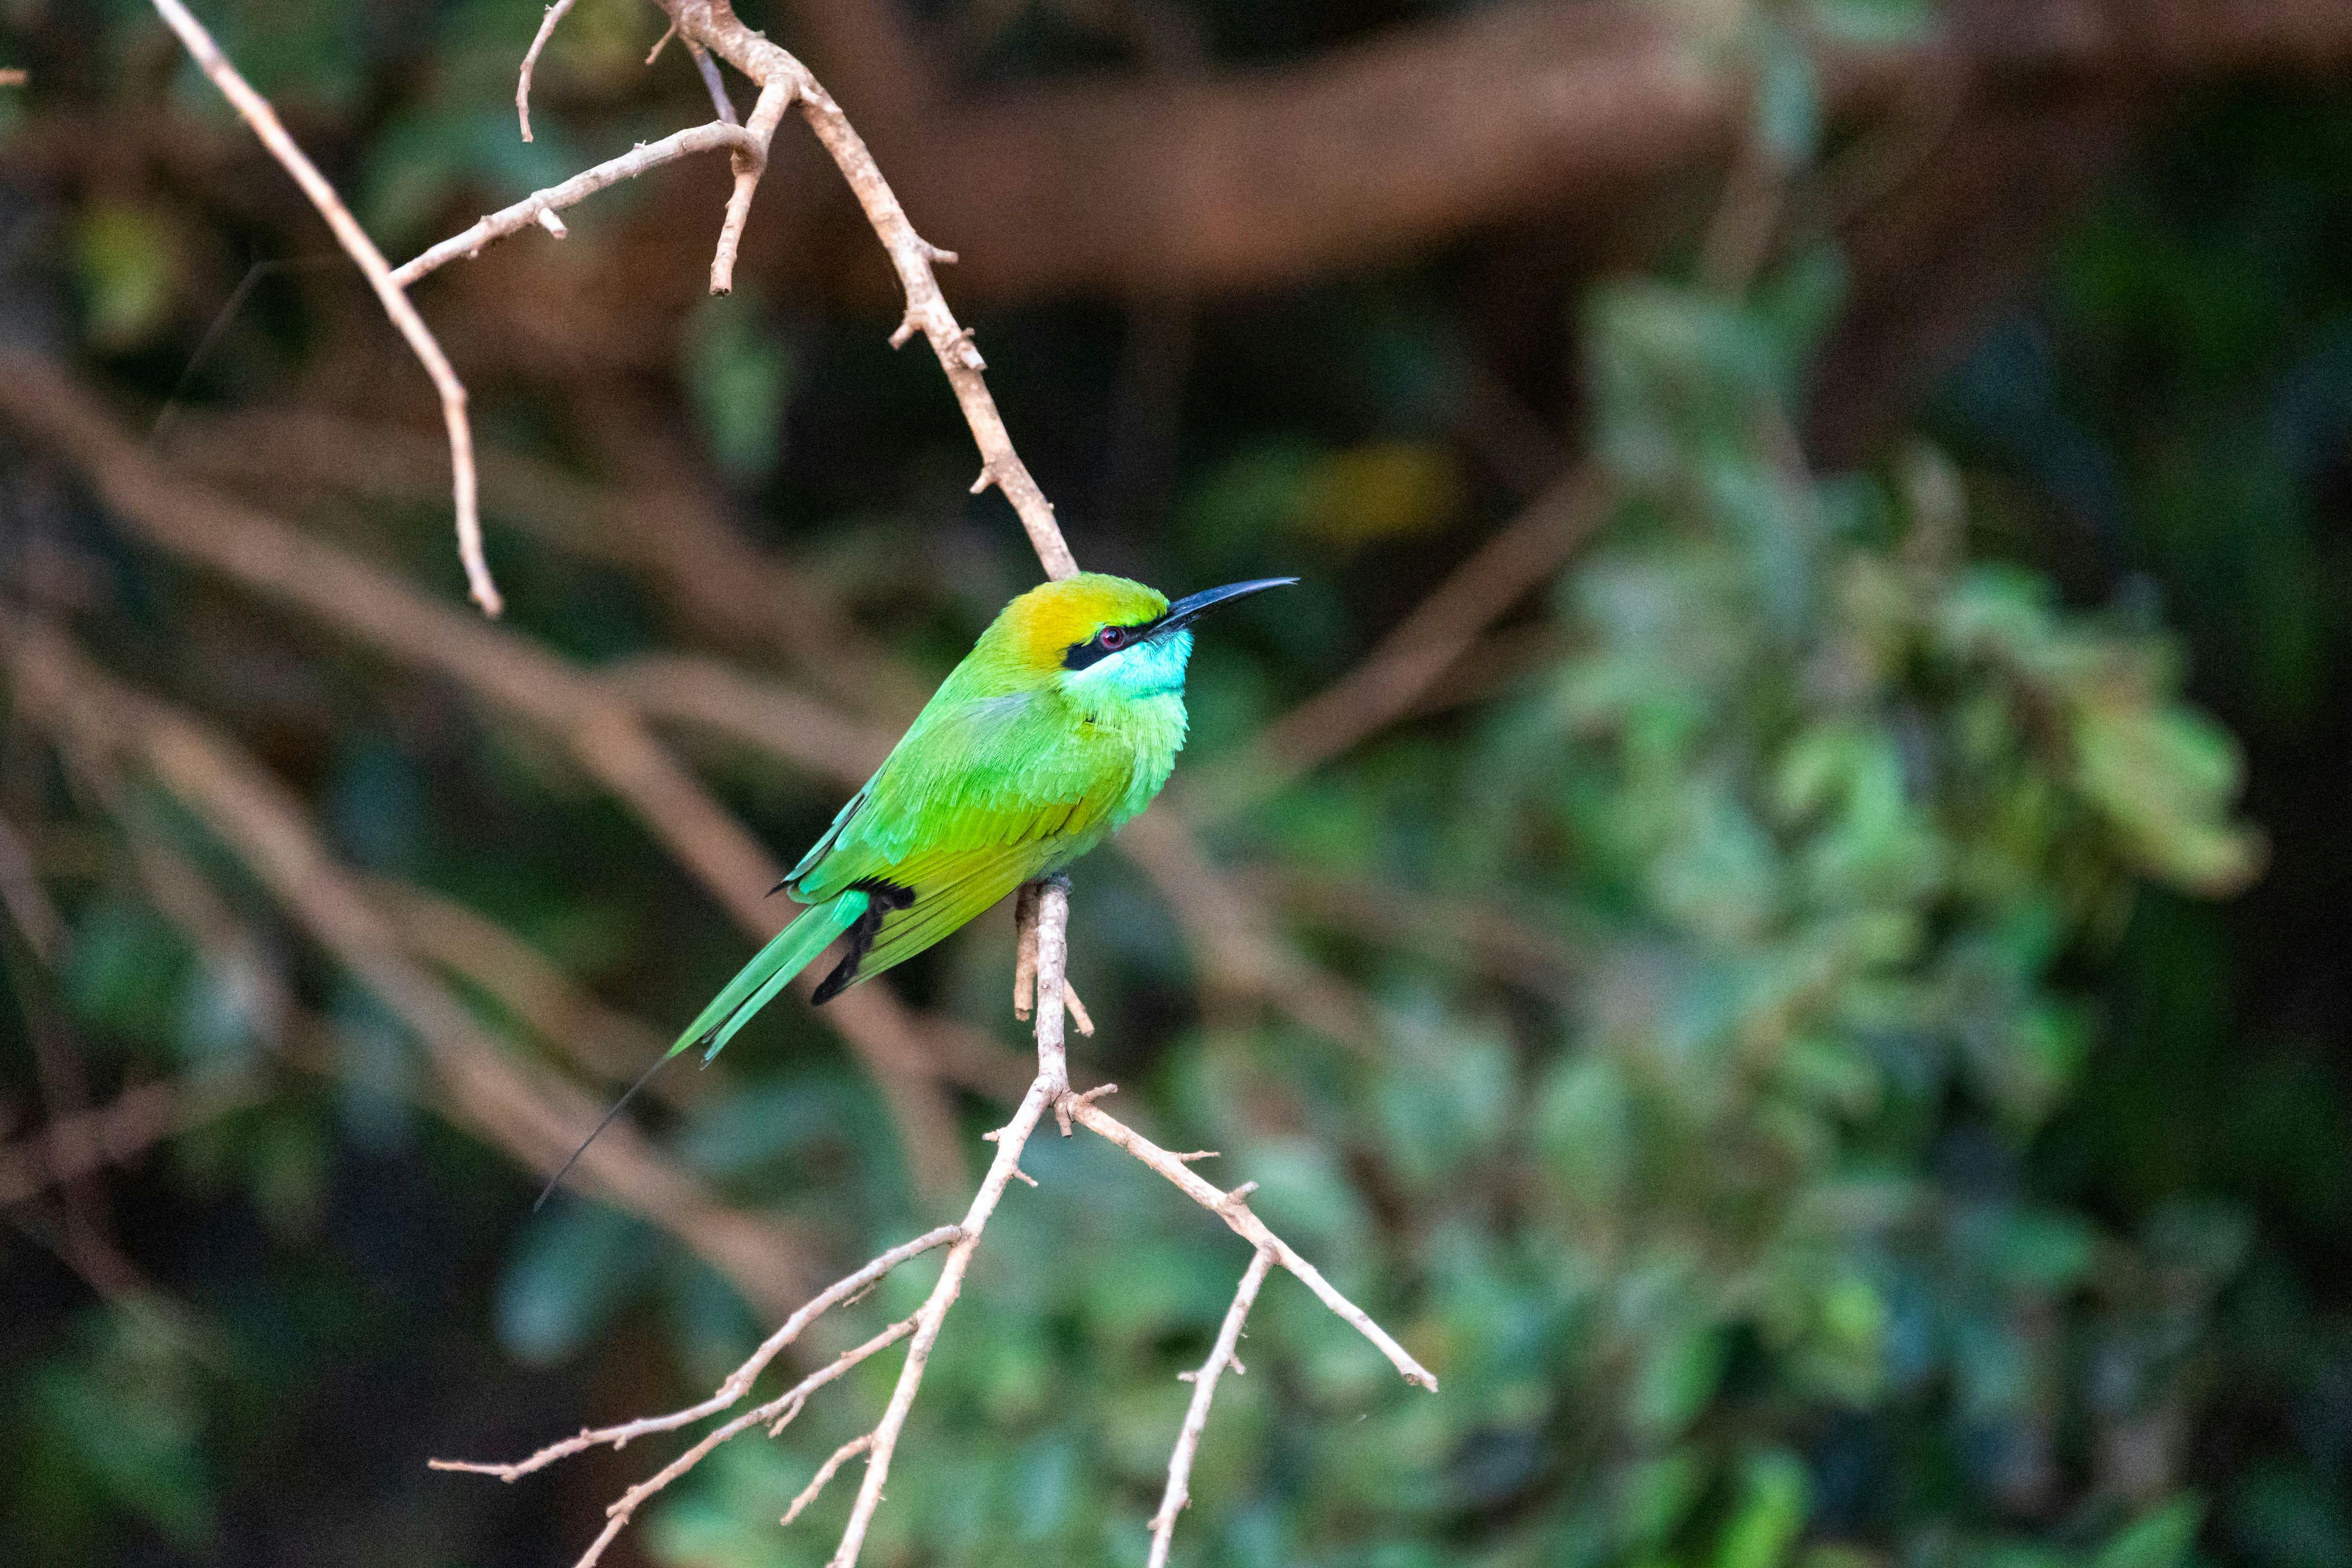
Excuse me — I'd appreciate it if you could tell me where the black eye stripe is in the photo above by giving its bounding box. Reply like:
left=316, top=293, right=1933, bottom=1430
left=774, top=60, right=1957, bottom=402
left=1061, top=618, right=1160, bottom=670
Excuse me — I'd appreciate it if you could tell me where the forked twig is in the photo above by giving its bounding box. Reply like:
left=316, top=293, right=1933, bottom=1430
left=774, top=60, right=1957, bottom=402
left=1071, top=1092, right=1438, bottom=1392
left=825, top=1077, right=1054, bottom=1568
left=710, top=77, right=796, bottom=295
left=390, top=122, right=766, bottom=288
left=429, top=1224, right=960, bottom=1481
left=1014, top=879, right=1095, bottom=1041
left=427, top=888, right=1430, bottom=1568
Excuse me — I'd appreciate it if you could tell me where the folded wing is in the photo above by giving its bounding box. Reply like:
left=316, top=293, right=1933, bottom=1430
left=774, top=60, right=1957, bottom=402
left=785, top=690, right=1129, bottom=993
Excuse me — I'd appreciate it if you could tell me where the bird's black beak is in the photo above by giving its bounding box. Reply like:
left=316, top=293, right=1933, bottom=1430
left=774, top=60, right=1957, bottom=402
left=1148, top=577, right=1299, bottom=639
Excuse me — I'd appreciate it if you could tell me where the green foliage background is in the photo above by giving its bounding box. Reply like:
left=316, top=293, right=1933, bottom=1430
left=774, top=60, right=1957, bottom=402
left=2, top=6, right=2348, bottom=1568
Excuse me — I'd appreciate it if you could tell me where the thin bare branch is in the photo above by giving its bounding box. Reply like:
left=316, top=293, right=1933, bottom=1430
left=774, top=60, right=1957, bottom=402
left=391, top=121, right=765, bottom=288
left=1070, top=1093, right=1438, bottom=1391
left=782, top=1434, right=874, bottom=1526
left=146, top=0, right=499, bottom=616
left=712, top=78, right=795, bottom=294
left=827, top=1077, right=1054, bottom=1568
left=662, top=0, right=1077, bottom=578
left=431, top=1224, right=960, bottom=1481
left=1032, top=881, right=1073, bottom=1116
left=562, top=1313, right=922, bottom=1568
left=1149, top=1248, right=1273, bottom=1568
left=515, top=0, right=579, bottom=143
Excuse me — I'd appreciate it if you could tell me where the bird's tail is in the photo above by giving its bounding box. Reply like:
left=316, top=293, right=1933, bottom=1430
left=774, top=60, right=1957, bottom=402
left=534, top=892, right=868, bottom=1208
left=675, top=891, right=869, bottom=1063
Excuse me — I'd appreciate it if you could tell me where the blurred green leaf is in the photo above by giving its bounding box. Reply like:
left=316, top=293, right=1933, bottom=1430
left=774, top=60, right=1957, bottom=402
left=73, top=202, right=178, bottom=352
left=1715, top=1449, right=1810, bottom=1568
left=2094, top=1497, right=2204, bottom=1568
left=686, top=291, right=794, bottom=482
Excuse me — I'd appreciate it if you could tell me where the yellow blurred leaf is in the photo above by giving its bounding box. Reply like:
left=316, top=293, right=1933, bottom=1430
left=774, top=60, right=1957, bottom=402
left=75, top=202, right=179, bottom=352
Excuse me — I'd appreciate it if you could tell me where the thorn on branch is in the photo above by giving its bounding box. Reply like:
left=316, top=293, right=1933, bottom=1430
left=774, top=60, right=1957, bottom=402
left=645, top=20, right=676, bottom=65
left=889, top=315, right=920, bottom=349
left=536, top=208, right=568, bottom=237
left=1009, top=1164, right=1037, bottom=1188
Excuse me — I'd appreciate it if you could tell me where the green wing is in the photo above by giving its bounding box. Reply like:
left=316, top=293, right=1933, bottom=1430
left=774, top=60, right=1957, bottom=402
left=784, top=690, right=1135, bottom=992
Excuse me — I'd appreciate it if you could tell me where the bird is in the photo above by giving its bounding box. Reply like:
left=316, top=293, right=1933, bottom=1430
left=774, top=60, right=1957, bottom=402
left=539, top=571, right=1296, bottom=1203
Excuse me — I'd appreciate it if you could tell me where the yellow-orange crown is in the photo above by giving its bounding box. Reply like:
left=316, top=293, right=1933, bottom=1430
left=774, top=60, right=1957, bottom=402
left=984, top=573, right=1168, bottom=673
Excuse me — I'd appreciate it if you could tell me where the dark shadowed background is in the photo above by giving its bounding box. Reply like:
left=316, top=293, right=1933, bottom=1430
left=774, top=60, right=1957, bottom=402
left=2, top=2, right=2349, bottom=1566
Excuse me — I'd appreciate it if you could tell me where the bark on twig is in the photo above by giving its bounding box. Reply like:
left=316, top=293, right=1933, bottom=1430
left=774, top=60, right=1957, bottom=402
left=1012, top=879, right=1094, bottom=1038
left=782, top=1434, right=874, bottom=1525
left=711, top=77, right=795, bottom=294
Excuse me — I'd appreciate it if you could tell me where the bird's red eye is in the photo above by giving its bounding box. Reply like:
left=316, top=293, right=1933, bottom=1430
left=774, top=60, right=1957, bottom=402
left=1099, top=626, right=1129, bottom=650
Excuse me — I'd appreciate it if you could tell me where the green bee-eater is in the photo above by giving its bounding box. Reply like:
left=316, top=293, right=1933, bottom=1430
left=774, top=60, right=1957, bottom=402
left=544, top=571, right=1294, bottom=1198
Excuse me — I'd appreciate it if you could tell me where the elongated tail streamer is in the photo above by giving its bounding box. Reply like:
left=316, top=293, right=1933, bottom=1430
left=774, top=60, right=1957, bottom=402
left=534, top=893, right=869, bottom=1208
